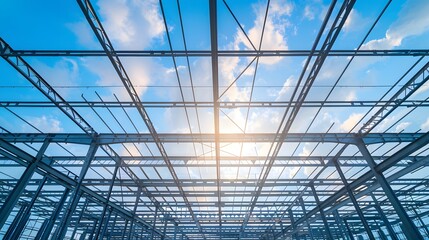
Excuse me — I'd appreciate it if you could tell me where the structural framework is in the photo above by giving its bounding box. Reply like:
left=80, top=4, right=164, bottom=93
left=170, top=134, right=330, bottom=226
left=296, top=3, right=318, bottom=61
left=0, top=0, right=429, bottom=239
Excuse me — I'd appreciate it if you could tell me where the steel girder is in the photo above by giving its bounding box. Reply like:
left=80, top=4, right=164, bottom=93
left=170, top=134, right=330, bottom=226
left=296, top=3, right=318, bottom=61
left=1, top=99, right=428, bottom=108
left=0, top=132, right=423, bottom=145
left=1, top=49, right=429, bottom=57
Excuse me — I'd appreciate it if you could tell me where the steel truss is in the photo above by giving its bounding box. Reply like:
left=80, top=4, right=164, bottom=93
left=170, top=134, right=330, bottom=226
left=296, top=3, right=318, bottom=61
left=1, top=0, right=429, bottom=240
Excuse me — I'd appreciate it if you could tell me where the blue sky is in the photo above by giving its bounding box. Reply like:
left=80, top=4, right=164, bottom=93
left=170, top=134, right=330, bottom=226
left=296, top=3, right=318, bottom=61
left=1, top=0, right=429, bottom=187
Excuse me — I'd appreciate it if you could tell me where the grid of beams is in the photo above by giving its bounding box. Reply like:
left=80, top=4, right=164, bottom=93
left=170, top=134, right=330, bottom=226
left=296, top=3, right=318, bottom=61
left=1, top=0, right=429, bottom=240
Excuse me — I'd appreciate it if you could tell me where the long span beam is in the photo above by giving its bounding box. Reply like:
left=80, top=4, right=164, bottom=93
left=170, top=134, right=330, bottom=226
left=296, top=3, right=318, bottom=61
left=1, top=49, right=429, bottom=57
left=0, top=132, right=422, bottom=145
left=1, top=100, right=427, bottom=108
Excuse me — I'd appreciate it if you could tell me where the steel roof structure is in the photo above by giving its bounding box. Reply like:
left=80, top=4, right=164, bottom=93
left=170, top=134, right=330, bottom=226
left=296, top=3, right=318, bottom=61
left=1, top=0, right=429, bottom=239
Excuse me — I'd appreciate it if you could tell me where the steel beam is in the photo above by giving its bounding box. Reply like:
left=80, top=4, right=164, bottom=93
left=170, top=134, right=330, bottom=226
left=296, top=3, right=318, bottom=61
left=412, top=206, right=429, bottom=238
left=39, top=187, right=70, bottom=240
left=2, top=99, right=428, bottom=109
left=127, top=187, right=142, bottom=240
left=332, top=149, right=375, bottom=240
left=3, top=204, right=27, bottom=240
left=93, top=164, right=119, bottom=239
left=299, top=197, right=315, bottom=240
left=0, top=138, right=49, bottom=229
left=333, top=210, right=350, bottom=240
left=0, top=132, right=423, bottom=145
left=208, top=0, right=223, bottom=229
left=55, top=141, right=99, bottom=239
left=310, top=184, right=334, bottom=240
left=356, top=140, right=424, bottom=240
left=1, top=155, right=423, bottom=167
left=70, top=199, right=89, bottom=240
left=360, top=60, right=429, bottom=134
left=343, top=219, right=355, bottom=240
left=6, top=177, right=48, bottom=240
left=369, top=193, right=398, bottom=240
left=2, top=49, right=429, bottom=57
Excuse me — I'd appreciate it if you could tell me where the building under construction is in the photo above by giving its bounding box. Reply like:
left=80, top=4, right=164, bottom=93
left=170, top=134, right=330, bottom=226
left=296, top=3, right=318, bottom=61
left=1, top=0, right=429, bottom=239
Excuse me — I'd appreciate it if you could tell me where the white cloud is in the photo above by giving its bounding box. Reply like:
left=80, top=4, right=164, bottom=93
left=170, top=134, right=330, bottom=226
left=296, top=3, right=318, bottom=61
left=218, top=0, right=293, bottom=101
left=304, top=5, right=315, bottom=20
left=218, top=57, right=250, bottom=101
left=415, top=83, right=429, bottom=95
left=67, top=22, right=98, bottom=48
left=395, top=121, right=411, bottom=132
left=26, top=115, right=63, bottom=133
left=340, top=113, right=363, bottom=132
left=421, top=117, right=429, bottom=131
left=343, top=9, right=365, bottom=33
left=362, top=0, right=429, bottom=50
left=234, top=0, right=291, bottom=65
left=70, top=0, right=169, bottom=100
left=276, top=76, right=295, bottom=101
left=299, top=144, right=311, bottom=157
left=97, top=0, right=164, bottom=49
left=35, top=58, right=80, bottom=97
left=166, top=65, right=186, bottom=74
left=345, top=91, right=357, bottom=101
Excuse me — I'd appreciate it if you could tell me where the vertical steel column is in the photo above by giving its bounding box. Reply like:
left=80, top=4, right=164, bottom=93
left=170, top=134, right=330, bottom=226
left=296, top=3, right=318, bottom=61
left=6, top=177, right=48, bottom=240
left=3, top=204, right=27, bottom=239
left=94, top=164, right=119, bottom=239
left=88, top=219, right=98, bottom=240
left=374, top=220, right=388, bottom=240
left=127, top=187, right=142, bottom=240
left=333, top=210, right=350, bottom=240
left=343, top=219, right=355, bottom=240
left=100, top=208, right=112, bottom=239
left=356, top=140, right=424, bottom=240
left=0, top=139, right=50, bottom=229
left=309, top=184, right=334, bottom=240
left=412, top=206, right=429, bottom=238
left=79, top=230, right=88, bottom=240
left=173, top=223, right=178, bottom=240
left=139, top=225, right=145, bottom=239
left=299, top=197, right=315, bottom=240
left=70, top=199, right=89, bottom=240
left=122, top=219, right=129, bottom=239
left=369, top=193, right=398, bottom=240
left=161, top=216, right=168, bottom=240
left=288, top=209, right=299, bottom=240
left=107, top=213, right=118, bottom=240
left=55, top=141, right=99, bottom=239
left=333, top=157, right=375, bottom=240
left=40, top=187, right=70, bottom=240
left=151, top=206, right=159, bottom=240
left=34, top=219, right=49, bottom=240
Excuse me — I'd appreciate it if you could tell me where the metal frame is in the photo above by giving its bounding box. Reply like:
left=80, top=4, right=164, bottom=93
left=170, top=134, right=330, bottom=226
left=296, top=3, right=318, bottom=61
left=1, top=0, right=429, bottom=239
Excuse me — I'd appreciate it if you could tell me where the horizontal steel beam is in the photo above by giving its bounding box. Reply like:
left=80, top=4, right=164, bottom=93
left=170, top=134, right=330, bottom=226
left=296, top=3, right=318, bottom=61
left=0, top=132, right=423, bottom=145
left=1, top=156, right=422, bottom=167
left=1, top=100, right=427, bottom=108
left=2, top=49, right=429, bottom=57
left=2, top=178, right=424, bottom=190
